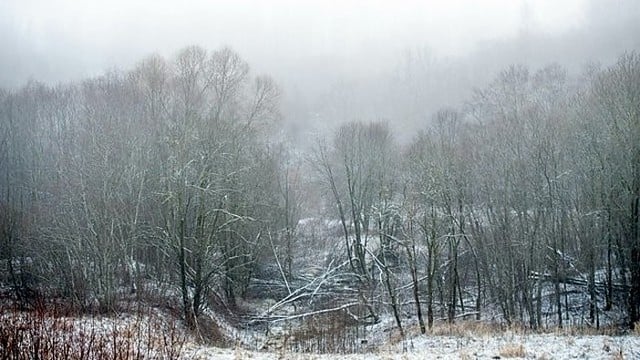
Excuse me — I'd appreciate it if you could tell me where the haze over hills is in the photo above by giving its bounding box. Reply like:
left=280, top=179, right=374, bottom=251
left=1, top=0, right=638, bottom=141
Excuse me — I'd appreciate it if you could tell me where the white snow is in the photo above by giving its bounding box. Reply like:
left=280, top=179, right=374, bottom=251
left=181, top=332, right=640, bottom=359
left=178, top=306, right=638, bottom=359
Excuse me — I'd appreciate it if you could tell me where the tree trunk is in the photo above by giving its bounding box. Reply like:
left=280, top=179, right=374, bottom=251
left=629, top=192, right=640, bottom=328
left=179, top=217, right=195, bottom=327
left=408, top=245, right=426, bottom=333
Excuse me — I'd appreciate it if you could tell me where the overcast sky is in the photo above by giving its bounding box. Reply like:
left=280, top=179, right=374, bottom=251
left=1, top=0, right=638, bottom=139
left=1, top=0, right=626, bottom=86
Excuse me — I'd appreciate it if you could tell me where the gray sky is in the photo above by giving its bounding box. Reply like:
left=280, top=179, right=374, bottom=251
left=1, top=0, right=638, bottom=139
left=0, top=0, right=598, bottom=85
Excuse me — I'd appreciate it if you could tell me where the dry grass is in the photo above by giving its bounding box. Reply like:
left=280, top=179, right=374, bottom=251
left=387, top=331, right=402, bottom=345
left=602, top=338, right=625, bottom=360
left=551, top=324, right=621, bottom=337
left=0, top=301, right=185, bottom=359
left=499, top=343, right=526, bottom=358
left=458, top=350, right=474, bottom=360
left=611, top=348, right=624, bottom=360
left=422, top=320, right=626, bottom=338
left=428, top=321, right=521, bottom=337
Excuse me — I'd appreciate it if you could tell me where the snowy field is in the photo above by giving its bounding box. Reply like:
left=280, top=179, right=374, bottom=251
left=2, top=301, right=638, bottom=359
left=182, top=333, right=640, bottom=359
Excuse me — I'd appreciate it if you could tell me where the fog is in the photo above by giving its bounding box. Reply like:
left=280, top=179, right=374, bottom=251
left=1, top=0, right=639, bottom=140
left=4, top=0, right=640, bottom=345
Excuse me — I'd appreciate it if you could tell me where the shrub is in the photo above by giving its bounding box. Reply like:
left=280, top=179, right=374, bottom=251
left=0, top=301, right=184, bottom=359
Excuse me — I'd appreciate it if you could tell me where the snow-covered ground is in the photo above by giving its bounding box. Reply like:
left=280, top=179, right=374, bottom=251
left=3, top=298, right=638, bottom=359
left=182, top=333, right=640, bottom=359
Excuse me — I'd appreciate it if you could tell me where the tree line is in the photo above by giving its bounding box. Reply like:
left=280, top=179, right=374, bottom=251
left=1, top=47, right=638, bottom=333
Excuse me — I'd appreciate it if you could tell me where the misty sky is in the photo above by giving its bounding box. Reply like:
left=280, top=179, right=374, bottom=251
left=1, top=0, right=630, bottom=84
left=1, top=0, right=639, bottom=138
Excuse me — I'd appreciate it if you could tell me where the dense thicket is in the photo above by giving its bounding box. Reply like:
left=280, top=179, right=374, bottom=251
left=1, top=48, right=638, bottom=333
left=0, top=46, right=283, bottom=325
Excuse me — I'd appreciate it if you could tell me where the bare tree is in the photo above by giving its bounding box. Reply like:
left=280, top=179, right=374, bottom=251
left=588, top=52, right=640, bottom=327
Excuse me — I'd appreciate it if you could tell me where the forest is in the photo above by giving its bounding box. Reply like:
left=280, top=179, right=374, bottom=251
left=0, top=46, right=639, bottom=355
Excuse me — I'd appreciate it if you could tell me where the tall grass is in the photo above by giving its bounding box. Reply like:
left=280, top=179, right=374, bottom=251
left=0, top=300, right=184, bottom=359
